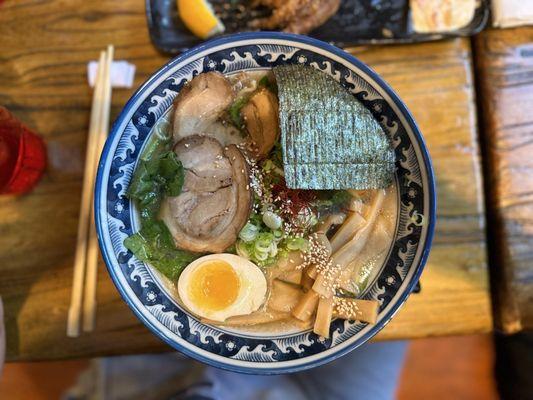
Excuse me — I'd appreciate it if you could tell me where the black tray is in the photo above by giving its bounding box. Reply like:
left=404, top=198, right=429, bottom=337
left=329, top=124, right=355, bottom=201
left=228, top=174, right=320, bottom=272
left=146, top=0, right=489, bottom=54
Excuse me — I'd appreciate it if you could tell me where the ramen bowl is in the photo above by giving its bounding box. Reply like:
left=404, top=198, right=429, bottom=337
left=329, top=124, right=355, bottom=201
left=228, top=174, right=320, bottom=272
left=95, top=32, right=436, bottom=374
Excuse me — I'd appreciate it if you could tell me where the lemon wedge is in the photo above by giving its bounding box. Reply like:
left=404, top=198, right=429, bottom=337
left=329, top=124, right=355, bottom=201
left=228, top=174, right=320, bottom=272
left=177, top=0, right=225, bottom=39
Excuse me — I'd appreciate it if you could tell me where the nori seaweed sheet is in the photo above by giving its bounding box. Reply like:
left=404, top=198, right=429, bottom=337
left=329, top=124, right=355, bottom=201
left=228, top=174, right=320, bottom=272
left=273, top=65, right=395, bottom=190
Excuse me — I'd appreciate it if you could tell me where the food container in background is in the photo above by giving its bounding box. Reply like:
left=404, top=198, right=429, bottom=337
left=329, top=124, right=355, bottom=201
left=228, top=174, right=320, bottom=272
left=0, top=106, right=46, bottom=195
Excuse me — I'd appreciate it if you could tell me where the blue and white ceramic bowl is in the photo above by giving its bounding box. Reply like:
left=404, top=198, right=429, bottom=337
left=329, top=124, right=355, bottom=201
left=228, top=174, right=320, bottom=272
left=95, top=32, right=436, bottom=374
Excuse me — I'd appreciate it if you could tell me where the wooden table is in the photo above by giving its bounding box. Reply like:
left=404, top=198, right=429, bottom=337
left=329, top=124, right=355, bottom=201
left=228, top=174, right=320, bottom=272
left=475, top=27, right=533, bottom=334
left=0, top=0, right=492, bottom=361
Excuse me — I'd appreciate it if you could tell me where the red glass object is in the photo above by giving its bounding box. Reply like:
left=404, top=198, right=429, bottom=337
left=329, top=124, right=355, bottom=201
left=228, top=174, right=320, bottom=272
left=0, top=106, right=46, bottom=195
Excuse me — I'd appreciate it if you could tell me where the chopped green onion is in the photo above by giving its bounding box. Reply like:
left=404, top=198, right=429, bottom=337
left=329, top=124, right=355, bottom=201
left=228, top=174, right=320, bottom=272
left=236, top=241, right=251, bottom=258
left=239, top=222, right=260, bottom=242
left=268, top=242, right=278, bottom=258
left=286, top=237, right=308, bottom=251
left=262, top=211, right=282, bottom=230
left=255, top=250, right=269, bottom=261
left=255, top=232, right=274, bottom=252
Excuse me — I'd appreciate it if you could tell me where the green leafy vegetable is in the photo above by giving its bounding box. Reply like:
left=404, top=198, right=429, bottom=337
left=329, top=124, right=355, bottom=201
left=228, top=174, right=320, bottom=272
left=228, top=97, right=248, bottom=128
left=127, top=150, right=184, bottom=222
left=124, top=220, right=197, bottom=281
left=258, top=75, right=278, bottom=94
left=158, top=152, right=185, bottom=196
left=141, top=122, right=172, bottom=162
left=125, top=129, right=197, bottom=281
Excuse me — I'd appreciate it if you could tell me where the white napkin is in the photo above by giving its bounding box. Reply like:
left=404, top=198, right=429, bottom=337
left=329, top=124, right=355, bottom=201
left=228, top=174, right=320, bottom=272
left=493, top=0, right=533, bottom=28
left=87, top=61, right=136, bottom=88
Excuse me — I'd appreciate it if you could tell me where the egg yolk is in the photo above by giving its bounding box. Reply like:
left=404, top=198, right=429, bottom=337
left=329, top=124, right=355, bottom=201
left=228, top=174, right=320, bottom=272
left=188, top=260, right=240, bottom=311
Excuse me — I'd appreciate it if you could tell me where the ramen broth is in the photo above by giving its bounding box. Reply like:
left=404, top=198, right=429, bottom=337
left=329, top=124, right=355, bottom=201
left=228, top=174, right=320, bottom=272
left=125, top=68, right=397, bottom=337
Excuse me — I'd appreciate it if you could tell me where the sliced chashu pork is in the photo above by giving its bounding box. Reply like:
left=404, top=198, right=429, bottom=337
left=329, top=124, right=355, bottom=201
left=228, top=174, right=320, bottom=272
left=160, top=135, right=252, bottom=253
left=173, top=71, right=280, bottom=157
left=173, top=71, right=243, bottom=146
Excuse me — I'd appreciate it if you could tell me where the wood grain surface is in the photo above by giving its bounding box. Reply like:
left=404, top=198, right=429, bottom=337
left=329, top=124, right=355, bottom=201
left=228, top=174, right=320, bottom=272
left=0, top=0, right=491, bottom=361
left=474, top=27, right=533, bottom=333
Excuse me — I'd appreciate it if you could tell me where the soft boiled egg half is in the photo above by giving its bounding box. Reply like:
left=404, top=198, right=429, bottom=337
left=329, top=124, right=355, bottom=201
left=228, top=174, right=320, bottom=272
left=178, top=254, right=267, bottom=322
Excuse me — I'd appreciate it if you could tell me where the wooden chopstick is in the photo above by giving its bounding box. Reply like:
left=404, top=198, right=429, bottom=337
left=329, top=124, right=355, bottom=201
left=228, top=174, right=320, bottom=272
left=67, top=50, right=106, bottom=337
left=83, top=45, right=114, bottom=332
left=67, top=46, right=113, bottom=337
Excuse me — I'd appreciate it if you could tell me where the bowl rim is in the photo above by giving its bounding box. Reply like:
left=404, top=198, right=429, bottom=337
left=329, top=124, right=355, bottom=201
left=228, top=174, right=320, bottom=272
left=95, top=31, right=436, bottom=374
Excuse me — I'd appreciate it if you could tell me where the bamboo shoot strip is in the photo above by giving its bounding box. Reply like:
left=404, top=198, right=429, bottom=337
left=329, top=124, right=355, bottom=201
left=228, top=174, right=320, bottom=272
left=333, top=190, right=385, bottom=266
left=292, top=290, right=319, bottom=321
left=339, top=223, right=393, bottom=291
left=292, top=318, right=315, bottom=331
left=301, top=269, right=314, bottom=291
left=330, top=190, right=384, bottom=253
left=314, top=297, right=334, bottom=338
left=330, top=212, right=366, bottom=253
left=333, top=298, right=379, bottom=324
left=314, top=231, right=333, bottom=256
left=278, top=269, right=303, bottom=285
left=315, top=213, right=346, bottom=234
left=268, top=280, right=303, bottom=313
left=307, top=265, right=318, bottom=279
left=313, top=190, right=386, bottom=298
left=347, top=197, right=364, bottom=213
left=202, top=309, right=291, bottom=326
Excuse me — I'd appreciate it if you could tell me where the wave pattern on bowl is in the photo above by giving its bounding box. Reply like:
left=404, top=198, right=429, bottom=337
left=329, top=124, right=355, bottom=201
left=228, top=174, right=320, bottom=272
left=95, top=33, right=435, bottom=374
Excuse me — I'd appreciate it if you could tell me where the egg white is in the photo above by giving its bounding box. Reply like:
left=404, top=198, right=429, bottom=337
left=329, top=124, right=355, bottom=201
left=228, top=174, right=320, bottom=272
left=178, top=253, right=267, bottom=322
